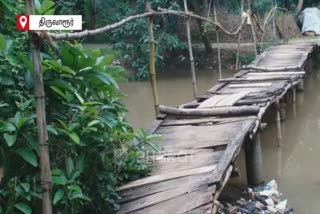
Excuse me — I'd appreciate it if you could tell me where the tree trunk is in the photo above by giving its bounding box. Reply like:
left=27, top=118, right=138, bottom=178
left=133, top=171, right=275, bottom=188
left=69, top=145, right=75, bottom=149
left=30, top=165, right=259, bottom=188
left=296, top=0, right=304, bottom=13
left=190, top=1, right=213, bottom=54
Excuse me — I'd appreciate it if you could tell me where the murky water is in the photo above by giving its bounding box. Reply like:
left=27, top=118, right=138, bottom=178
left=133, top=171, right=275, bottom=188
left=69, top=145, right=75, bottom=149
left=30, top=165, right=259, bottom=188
left=119, top=56, right=320, bottom=213
left=120, top=66, right=235, bottom=129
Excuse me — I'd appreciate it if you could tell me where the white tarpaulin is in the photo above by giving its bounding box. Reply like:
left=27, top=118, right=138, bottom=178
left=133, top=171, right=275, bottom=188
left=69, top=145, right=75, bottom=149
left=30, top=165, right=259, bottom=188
left=299, top=7, right=320, bottom=35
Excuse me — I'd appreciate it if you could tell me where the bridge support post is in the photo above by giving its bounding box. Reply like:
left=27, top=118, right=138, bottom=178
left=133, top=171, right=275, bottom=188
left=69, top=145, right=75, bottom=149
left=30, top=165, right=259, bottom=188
left=292, top=87, right=297, bottom=118
left=245, top=132, right=264, bottom=187
left=297, top=79, right=304, bottom=91
left=275, top=99, right=282, bottom=146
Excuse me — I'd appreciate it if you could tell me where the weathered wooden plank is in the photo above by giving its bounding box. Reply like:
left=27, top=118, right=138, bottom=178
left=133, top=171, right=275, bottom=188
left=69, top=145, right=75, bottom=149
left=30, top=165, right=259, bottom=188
left=228, top=83, right=272, bottom=88
left=198, top=95, right=229, bottom=108
left=220, top=76, right=294, bottom=83
left=132, top=186, right=216, bottom=214
left=117, top=183, right=209, bottom=214
left=217, top=119, right=257, bottom=172
left=150, top=150, right=223, bottom=176
left=161, top=116, right=256, bottom=126
left=215, top=91, right=252, bottom=107
left=118, top=172, right=214, bottom=205
left=246, top=71, right=305, bottom=76
left=117, top=165, right=217, bottom=191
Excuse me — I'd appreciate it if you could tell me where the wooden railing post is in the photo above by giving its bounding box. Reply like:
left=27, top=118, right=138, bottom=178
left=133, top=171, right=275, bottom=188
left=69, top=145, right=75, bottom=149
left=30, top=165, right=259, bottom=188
left=26, top=0, right=52, bottom=213
left=236, top=0, right=244, bottom=71
left=146, top=1, right=160, bottom=117
left=213, top=1, right=222, bottom=79
left=184, top=0, right=198, bottom=98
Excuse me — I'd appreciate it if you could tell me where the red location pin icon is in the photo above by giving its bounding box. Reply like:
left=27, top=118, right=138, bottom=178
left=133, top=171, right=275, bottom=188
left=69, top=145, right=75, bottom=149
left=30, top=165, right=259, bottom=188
left=17, top=15, right=29, bottom=31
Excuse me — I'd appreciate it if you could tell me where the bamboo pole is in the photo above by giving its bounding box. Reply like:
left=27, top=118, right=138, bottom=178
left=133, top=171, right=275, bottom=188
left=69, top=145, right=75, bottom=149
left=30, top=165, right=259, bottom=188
left=213, top=1, right=222, bottom=79
left=147, top=2, right=160, bottom=117
left=49, top=8, right=248, bottom=41
left=159, top=105, right=260, bottom=116
left=26, top=1, right=52, bottom=213
left=183, top=0, right=197, bottom=98
left=272, top=0, right=276, bottom=38
left=248, top=1, right=258, bottom=57
left=275, top=99, right=282, bottom=146
left=236, top=0, right=244, bottom=71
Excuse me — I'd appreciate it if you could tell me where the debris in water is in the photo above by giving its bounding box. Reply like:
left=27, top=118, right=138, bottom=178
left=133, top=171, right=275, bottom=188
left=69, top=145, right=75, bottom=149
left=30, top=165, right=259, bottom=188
left=217, top=180, right=294, bottom=214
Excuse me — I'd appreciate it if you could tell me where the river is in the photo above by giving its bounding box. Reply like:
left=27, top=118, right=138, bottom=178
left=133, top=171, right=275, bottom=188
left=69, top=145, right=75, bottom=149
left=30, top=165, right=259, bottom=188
left=119, top=57, right=320, bottom=213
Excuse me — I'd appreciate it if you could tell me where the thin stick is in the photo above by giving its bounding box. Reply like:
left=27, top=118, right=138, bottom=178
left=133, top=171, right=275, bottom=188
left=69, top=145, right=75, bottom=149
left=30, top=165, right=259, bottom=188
left=248, top=1, right=258, bottom=56
left=213, top=1, right=222, bottom=79
left=147, top=2, right=160, bottom=117
left=236, top=0, right=244, bottom=71
left=49, top=8, right=248, bottom=41
left=26, top=1, right=52, bottom=213
left=184, top=0, right=197, bottom=98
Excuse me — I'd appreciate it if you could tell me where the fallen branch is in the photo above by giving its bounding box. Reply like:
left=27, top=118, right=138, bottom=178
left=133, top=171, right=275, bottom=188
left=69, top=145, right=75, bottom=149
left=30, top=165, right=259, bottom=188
left=49, top=8, right=246, bottom=41
left=159, top=105, right=260, bottom=117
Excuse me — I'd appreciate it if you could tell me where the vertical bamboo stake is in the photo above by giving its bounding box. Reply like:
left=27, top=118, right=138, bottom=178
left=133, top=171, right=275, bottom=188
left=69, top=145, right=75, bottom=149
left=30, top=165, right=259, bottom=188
left=213, top=1, right=222, bottom=79
left=248, top=0, right=258, bottom=57
left=183, top=0, right=198, bottom=98
left=275, top=99, right=282, bottom=147
left=272, top=0, right=276, bottom=38
left=236, top=0, right=244, bottom=71
left=292, top=87, right=297, bottom=118
left=146, top=1, right=160, bottom=117
left=26, top=1, right=52, bottom=213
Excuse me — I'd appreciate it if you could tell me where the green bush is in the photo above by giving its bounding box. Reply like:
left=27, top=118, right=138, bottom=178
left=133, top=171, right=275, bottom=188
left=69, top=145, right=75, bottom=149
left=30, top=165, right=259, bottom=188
left=0, top=1, right=159, bottom=213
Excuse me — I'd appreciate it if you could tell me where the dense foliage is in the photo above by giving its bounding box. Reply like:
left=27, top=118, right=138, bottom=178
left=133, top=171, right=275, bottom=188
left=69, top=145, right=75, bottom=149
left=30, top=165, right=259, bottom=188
left=0, top=0, right=159, bottom=213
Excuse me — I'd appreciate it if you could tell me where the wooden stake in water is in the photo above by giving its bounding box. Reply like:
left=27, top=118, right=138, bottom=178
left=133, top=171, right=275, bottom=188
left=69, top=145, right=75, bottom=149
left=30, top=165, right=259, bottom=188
left=184, top=0, right=198, bottom=98
left=147, top=1, right=160, bottom=117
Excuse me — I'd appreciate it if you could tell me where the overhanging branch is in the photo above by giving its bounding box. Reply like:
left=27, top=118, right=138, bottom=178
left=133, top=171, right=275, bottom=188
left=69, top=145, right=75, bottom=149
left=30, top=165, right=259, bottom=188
left=49, top=8, right=246, bottom=41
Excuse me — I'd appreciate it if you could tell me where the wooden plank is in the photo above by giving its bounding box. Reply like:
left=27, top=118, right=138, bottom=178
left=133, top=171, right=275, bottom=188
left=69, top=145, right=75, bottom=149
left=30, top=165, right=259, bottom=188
left=150, top=150, right=223, bottom=176
left=161, top=116, right=256, bottom=126
left=118, top=172, right=214, bottom=205
left=215, top=91, right=252, bottom=107
left=117, top=165, right=217, bottom=191
left=228, top=83, right=272, bottom=88
left=198, top=95, right=229, bottom=108
left=132, top=186, right=216, bottom=214
left=220, top=76, right=294, bottom=82
left=217, top=119, right=257, bottom=172
left=246, top=71, right=305, bottom=76
left=117, top=183, right=208, bottom=214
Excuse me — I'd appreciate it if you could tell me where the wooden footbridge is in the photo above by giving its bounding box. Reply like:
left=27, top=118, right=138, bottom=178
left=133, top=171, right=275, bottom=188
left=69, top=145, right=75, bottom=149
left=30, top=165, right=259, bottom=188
left=116, top=40, right=319, bottom=214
